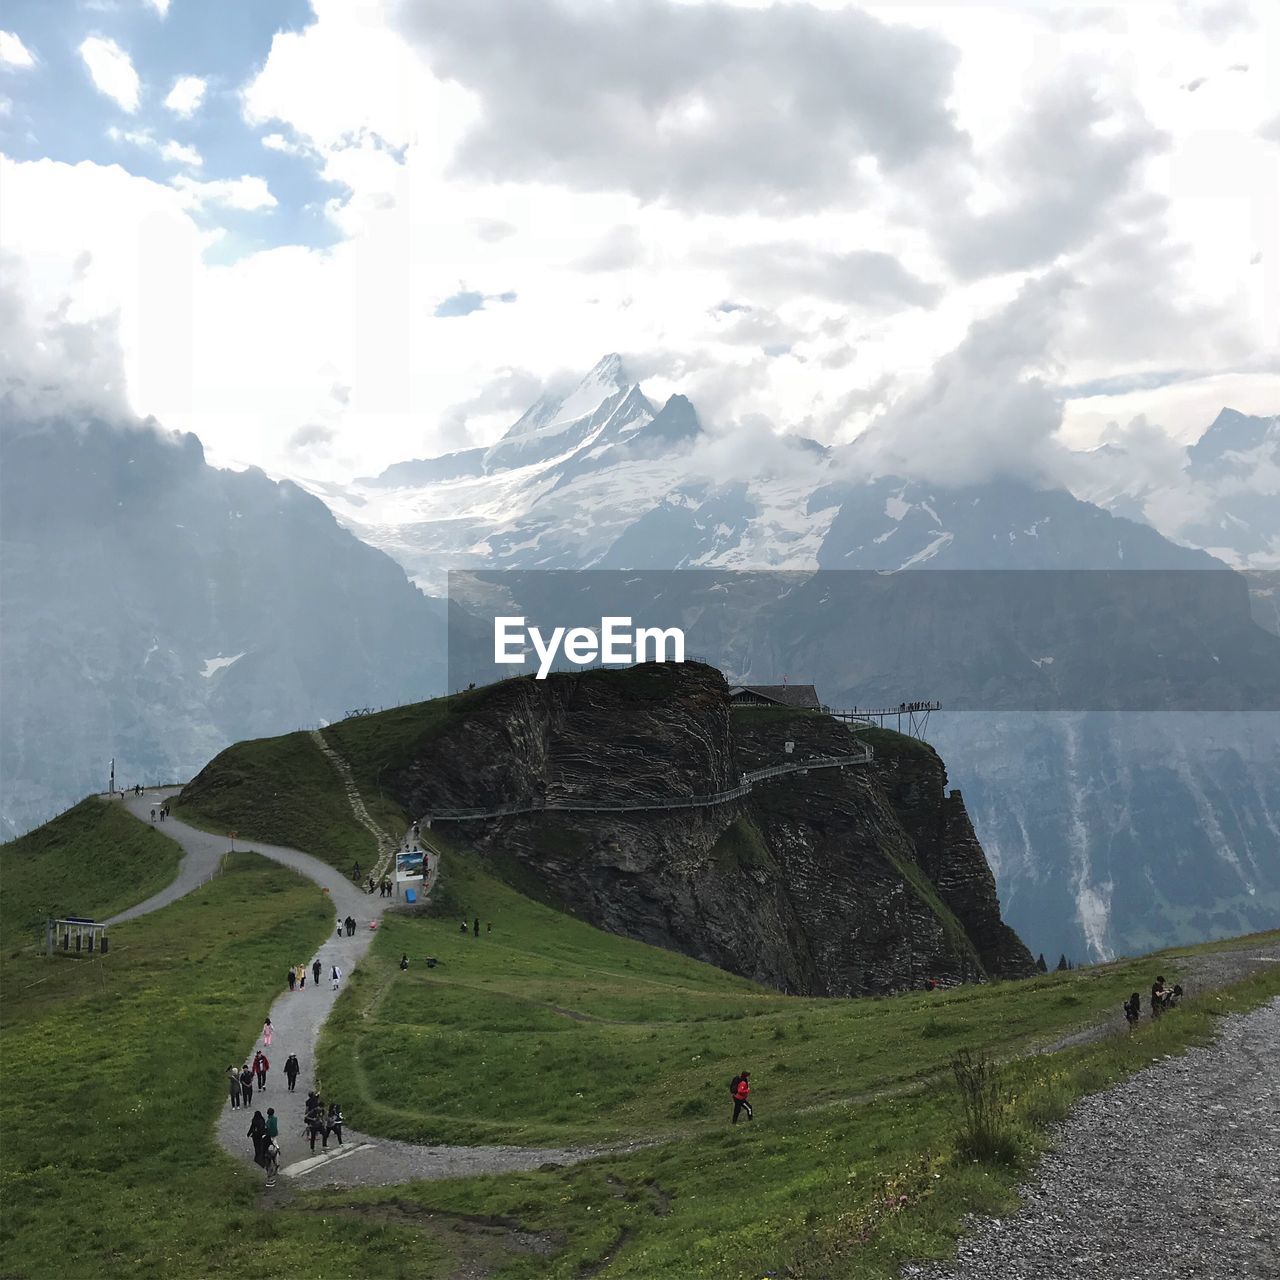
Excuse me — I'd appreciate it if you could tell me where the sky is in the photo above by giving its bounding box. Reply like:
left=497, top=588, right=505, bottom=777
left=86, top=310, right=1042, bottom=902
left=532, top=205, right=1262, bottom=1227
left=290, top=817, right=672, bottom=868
left=0, top=0, right=1277, bottom=483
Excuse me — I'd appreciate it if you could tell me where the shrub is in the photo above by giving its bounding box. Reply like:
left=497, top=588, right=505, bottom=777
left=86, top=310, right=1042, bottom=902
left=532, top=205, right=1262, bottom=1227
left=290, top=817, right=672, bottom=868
left=950, top=1049, right=1023, bottom=1165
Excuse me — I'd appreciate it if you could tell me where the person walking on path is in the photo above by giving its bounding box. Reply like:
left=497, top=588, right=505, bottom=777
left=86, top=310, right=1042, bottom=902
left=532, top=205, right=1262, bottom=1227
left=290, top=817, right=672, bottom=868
left=730, top=1071, right=753, bottom=1124
left=331, top=963, right=343, bottom=992
left=253, top=1049, right=270, bottom=1091
left=265, top=1106, right=279, bottom=1151
left=312, top=958, right=322, bottom=985
left=262, top=1017, right=273, bottom=1047
left=284, top=1054, right=300, bottom=1092
left=150, top=808, right=156, bottom=822
left=247, top=1109, right=268, bottom=1166
left=287, top=967, right=296, bottom=992
left=297, top=963, right=306, bottom=990
left=240, top=1064, right=254, bottom=1108
left=304, top=1094, right=325, bottom=1151
left=227, top=1065, right=242, bottom=1110
left=326, top=1102, right=344, bottom=1147
left=473, top=916, right=480, bottom=939
left=351, top=861, right=361, bottom=882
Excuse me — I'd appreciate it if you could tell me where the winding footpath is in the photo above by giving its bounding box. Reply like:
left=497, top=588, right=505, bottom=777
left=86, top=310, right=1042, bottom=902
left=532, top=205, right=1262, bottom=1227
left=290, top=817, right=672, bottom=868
left=106, top=788, right=613, bottom=1188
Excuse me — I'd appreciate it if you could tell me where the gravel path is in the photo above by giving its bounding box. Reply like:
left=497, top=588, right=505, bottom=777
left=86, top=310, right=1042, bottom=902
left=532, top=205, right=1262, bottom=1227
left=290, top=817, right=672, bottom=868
left=106, top=788, right=606, bottom=1189
left=903, top=995, right=1280, bottom=1280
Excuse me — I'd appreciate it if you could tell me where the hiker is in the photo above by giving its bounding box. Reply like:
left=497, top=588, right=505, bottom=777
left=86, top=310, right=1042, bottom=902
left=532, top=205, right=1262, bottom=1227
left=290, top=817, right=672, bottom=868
left=367, top=875, right=375, bottom=895
left=412, top=822, right=419, bottom=839
left=1123, top=992, right=1141, bottom=1027
left=460, top=920, right=468, bottom=934
left=487, top=921, right=492, bottom=934
left=227, top=1064, right=242, bottom=1110
left=1151, top=975, right=1169, bottom=1017
left=730, top=1071, right=753, bottom=1123
left=264, top=1138, right=280, bottom=1187
left=346, top=916, right=356, bottom=937
left=240, top=1064, right=254, bottom=1107
left=248, top=1110, right=268, bottom=1166
left=284, top=1054, right=300, bottom=1092
left=262, top=1017, right=273, bottom=1047
left=473, top=917, right=480, bottom=938
left=331, top=963, right=342, bottom=992
left=298, top=964, right=306, bottom=990
left=1170, top=983, right=1184, bottom=1007
left=150, top=808, right=156, bottom=822
left=312, top=958, right=322, bottom=985
left=287, top=967, right=296, bottom=992
left=305, top=1095, right=325, bottom=1151
left=326, top=1102, right=344, bottom=1146
left=266, top=1106, right=279, bottom=1152
left=253, top=1049, right=270, bottom=1090
left=400, top=954, right=409, bottom=971
left=352, top=861, right=361, bottom=882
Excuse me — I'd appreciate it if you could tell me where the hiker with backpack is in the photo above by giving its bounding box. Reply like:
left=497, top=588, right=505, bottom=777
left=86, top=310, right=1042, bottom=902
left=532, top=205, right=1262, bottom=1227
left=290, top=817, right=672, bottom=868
left=252, top=1049, right=270, bottom=1091
left=312, top=958, right=322, bottom=985
left=729, top=1070, right=753, bottom=1123
left=284, top=1053, right=300, bottom=1091
left=331, top=963, right=342, bottom=992
left=1123, top=992, right=1141, bottom=1027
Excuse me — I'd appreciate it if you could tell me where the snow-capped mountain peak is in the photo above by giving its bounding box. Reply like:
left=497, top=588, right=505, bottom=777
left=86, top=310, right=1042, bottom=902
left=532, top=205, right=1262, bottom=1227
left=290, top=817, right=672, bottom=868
left=501, top=353, right=631, bottom=441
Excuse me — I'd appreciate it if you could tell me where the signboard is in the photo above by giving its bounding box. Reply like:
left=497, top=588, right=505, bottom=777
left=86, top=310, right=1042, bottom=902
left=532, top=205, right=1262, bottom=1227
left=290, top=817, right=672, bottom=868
left=395, top=850, right=425, bottom=882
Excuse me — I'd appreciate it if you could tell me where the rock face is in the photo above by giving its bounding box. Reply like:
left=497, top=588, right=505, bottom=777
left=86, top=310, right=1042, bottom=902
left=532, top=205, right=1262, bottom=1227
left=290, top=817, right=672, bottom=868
left=392, top=663, right=1035, bottom=994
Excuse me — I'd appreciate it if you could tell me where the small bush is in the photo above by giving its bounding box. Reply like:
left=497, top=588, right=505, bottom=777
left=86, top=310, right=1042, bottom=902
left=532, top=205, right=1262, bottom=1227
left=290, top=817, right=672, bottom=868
left=951, top=1049, right=1023, bottom=1165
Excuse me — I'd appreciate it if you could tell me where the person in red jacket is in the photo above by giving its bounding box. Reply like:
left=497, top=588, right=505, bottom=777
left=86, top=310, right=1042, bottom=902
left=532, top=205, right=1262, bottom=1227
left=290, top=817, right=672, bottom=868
left=252, top=1049, right=269, bottom=1091
left=731, top=1070, right=753, bottom=1123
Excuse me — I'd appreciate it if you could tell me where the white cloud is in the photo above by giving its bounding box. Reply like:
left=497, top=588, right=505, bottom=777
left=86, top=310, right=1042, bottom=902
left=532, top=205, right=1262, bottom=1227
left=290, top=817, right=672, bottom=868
left=161, top=140, right=202, bottom=168
left=78, top=36, right=140, bottom=112
left=170, top=174, right=276, bottom=211
left=260, top=132, right=308, bottom=156
left=106, top=126, right=202, bottom=169
left=144, top=0, right=171, bottom=17
left=164, top=75, right=206, bottom=119
left=0, top=30, right=36, bottom=68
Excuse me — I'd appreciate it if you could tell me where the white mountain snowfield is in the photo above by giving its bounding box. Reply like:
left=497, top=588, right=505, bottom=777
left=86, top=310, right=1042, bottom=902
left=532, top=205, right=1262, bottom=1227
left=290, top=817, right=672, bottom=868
left=299, top=357, right=1280, bottom=595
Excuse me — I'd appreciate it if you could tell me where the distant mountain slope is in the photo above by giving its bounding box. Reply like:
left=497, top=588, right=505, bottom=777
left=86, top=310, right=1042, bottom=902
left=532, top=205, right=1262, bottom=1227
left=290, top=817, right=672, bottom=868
left=301, top=359, right=1278, bottom=964
left=0, top=416, right=448, bottom=838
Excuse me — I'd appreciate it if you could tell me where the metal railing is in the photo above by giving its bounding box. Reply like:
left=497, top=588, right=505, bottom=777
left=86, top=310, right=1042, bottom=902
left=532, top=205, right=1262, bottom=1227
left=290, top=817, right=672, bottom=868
left=420, top=744, right=873, bottom=822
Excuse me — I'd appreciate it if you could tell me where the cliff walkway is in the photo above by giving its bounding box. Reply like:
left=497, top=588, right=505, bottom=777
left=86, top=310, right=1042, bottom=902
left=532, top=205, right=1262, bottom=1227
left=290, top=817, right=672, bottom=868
left=419, top=743, right=875, bottom=823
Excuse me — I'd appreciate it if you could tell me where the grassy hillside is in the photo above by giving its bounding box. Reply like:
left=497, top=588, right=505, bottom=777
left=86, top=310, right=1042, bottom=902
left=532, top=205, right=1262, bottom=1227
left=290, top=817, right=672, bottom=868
left=312, top=881, right=1280, bottom=1278
left=323, top=841, right=1275, bottom=1152
left=173, top=686, right=504, bottom=872
left=0, top=847, right=431, bottom=1279
left=0, top=797, right=182, bottom=940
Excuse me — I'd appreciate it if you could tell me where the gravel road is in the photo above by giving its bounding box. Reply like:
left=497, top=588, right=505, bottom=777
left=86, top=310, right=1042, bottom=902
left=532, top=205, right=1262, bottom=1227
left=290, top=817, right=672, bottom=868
left=903, top=994, right=1280, bottom=1280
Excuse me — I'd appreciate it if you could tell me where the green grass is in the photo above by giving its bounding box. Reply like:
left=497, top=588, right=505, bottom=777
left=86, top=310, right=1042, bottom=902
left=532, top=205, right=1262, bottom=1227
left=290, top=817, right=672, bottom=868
left=302, top=960, right=1280, bottom=1279
left=0, top=797, right=182, bottom=941
left=172, top=726, right=398, bottom=873
left=318, top=844, right=1266, bottom=1152
left=0, top=837, right=467, bottom=1279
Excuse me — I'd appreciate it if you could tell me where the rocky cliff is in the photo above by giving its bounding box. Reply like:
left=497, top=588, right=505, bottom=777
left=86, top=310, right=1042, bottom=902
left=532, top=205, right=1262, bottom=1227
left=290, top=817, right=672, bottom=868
left=390, top=663, right=1035, bottom=994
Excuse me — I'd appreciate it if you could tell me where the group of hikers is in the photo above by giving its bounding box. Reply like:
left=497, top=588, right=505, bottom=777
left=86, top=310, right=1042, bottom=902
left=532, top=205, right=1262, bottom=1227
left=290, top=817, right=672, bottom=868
left=459, top=918, right=492, bottom=936
left=337, top=914, right=359, bottom=938
left=1124, top=974, right=1184, bottom=1026
left=287, top=959, right=325, bottom=990
left=303, top=1091, right=345, bottom=1151
left=149, top=805, right=170, bottom=822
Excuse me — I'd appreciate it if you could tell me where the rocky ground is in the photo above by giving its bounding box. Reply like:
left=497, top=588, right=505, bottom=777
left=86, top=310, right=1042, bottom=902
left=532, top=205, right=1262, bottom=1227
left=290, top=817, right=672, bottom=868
left=903, top=991, right=1280, bottom=1280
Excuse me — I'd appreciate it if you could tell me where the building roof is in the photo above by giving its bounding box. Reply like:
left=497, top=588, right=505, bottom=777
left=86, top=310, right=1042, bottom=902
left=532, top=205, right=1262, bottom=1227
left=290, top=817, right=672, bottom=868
left=728, top=684, right=822, bottom=710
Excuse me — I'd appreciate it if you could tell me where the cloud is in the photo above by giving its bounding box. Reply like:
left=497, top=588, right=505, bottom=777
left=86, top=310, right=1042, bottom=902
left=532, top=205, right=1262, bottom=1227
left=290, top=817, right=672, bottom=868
left=850, top=271, right=1077, bottom=486
left=1261, top=114, right=1280, bottom=143
left=394, top=0, right=964, bottom=212
left=710, top=242, right=940, bottom=311
left=170, top=174, right=276, bottom=211
left=937, top=82, right=1166, bottom=278
left=261, top=132, right=309, bottom=156
left=434, top=288, right=516, bottom=318
left=164, top=75, right=206, bottom=119
left=574, top=224, right=645, bottom=273
left=0, top=255, right=131, bottom=422
left=0, top=30, right=36, bottom=68
left=287, top=422, right=335, bottom=453
left=107, top=126, right=202, bottom=168
left=145, top=0, right=171, bottom=16
left=78, top=36, right=141, bottom=112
